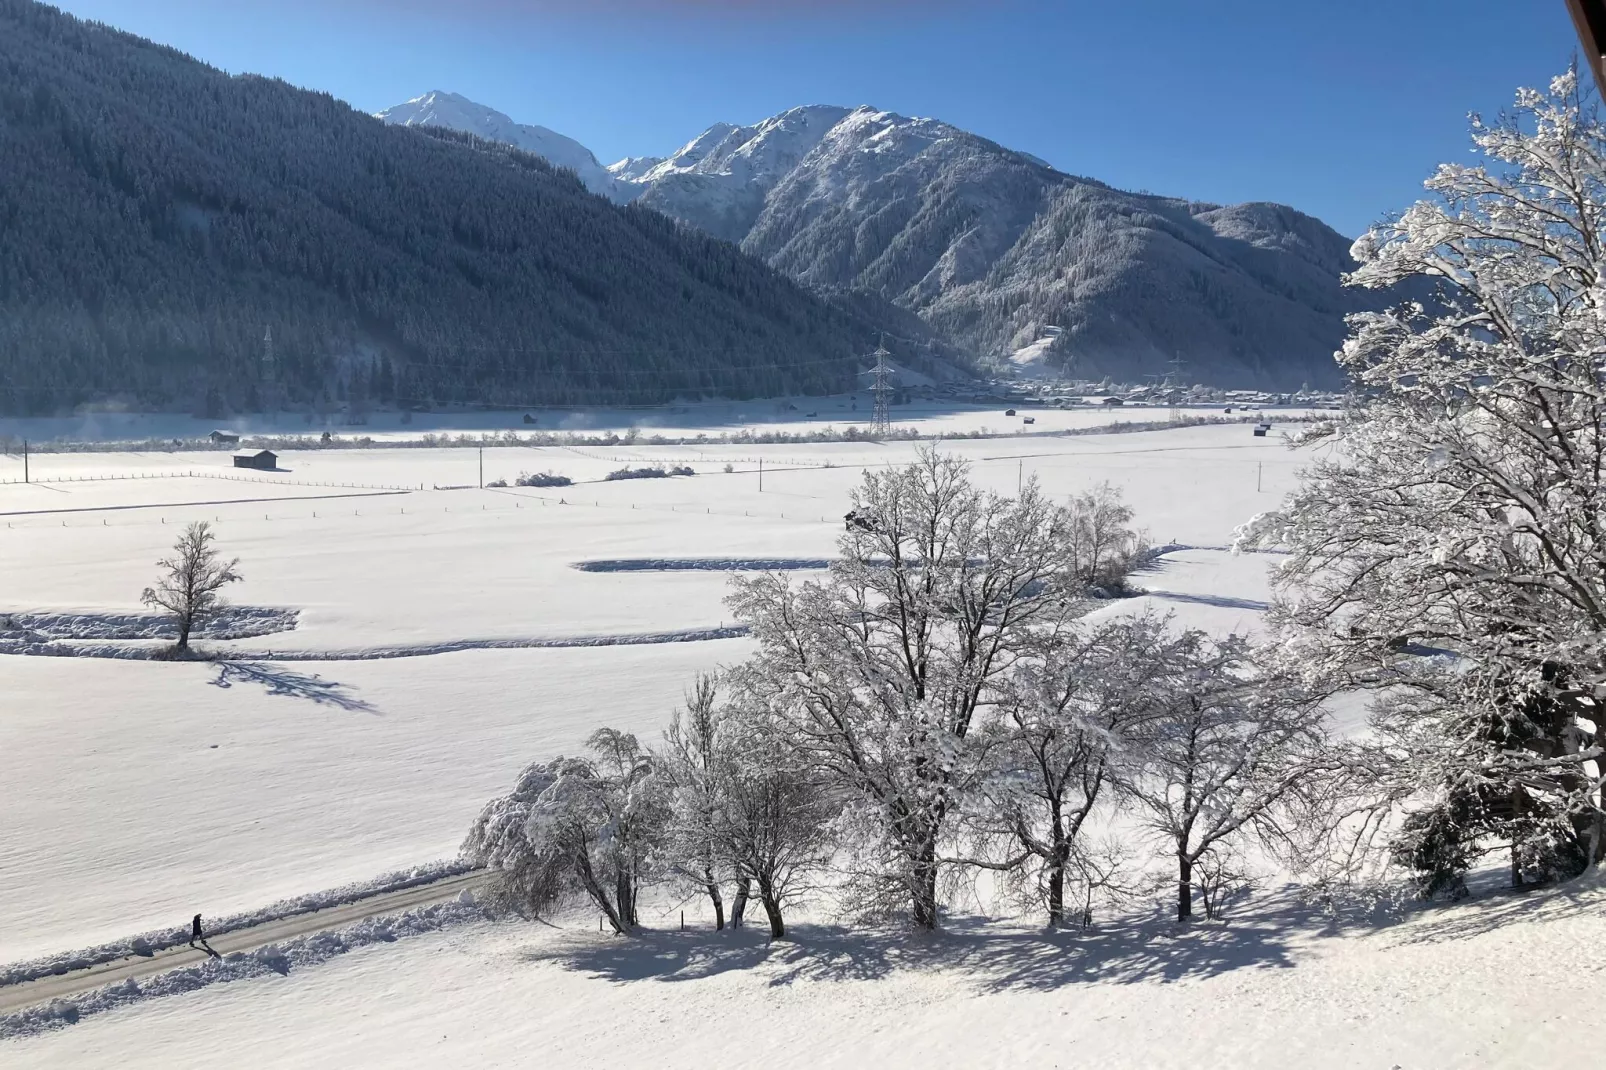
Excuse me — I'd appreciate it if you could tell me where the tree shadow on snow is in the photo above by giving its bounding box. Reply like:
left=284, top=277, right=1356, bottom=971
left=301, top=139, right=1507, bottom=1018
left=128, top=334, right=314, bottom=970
left=1381, top=870, right=1604, bottom=950
left=522, top=892, right=1337, bottom=994
left=210, top=661, right=379, bottom=713
left=1147, top=591, right=1271, bottom=612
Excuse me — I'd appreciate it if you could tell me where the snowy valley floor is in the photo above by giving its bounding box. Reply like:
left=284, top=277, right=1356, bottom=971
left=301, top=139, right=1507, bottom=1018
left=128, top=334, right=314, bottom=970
left=2, top=416, right=1572, bottom=1066
left=6, top=873, right=1602, bottom=1069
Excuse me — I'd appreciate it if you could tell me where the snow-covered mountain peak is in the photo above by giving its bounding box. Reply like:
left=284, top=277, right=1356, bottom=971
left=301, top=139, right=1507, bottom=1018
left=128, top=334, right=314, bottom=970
left=606, top=156, right=665, bottom=182
left=620, top=106, right=854, bottom=188
left=375, top=91, right=628, bottom=202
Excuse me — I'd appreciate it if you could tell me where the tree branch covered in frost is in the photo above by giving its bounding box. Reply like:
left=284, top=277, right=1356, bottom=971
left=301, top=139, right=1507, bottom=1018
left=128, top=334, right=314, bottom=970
left=656, top=672, right=839, bottom=937
left=1239, top=70, right=1606, bottom=897
left=725, top=448, right=1147, bottom=929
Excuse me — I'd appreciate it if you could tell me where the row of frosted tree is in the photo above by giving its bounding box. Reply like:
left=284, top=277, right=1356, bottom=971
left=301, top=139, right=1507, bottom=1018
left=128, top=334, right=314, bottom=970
left=467, top=455, right=1330, bottom=934
left=466, top=74, right=1606, bottom=934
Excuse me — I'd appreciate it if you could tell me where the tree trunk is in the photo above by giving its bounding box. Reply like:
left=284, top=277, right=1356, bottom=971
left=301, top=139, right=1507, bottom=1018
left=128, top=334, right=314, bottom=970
left=575, top=865, right=626, bottom=934
left=615, top=872, right=636, bottom=932
left=1510, top=787, right=1525, bottom=890
left=1177, top=854, right=1194, bottom=921
left=911, top=839, right=940, bottom=930
left=704, top=868, right=725, bottom=931
left=730, top=876, right=751, bottom=928
left=1046, top=857, right=1066, bottom=928
left=177, top=613, right=193, bottom=652
left=757, top=878, right=786, bottom=939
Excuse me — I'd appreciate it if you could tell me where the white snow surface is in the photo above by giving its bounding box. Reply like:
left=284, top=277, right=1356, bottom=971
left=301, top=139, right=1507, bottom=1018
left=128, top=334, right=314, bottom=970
left=2, top=415, right=1577, bottom=1065
left=9, top=875, right=1602, bottom=1068
left=1, top=423, right=1305, bottom=964
left=375, top=91, right=628, bottom=202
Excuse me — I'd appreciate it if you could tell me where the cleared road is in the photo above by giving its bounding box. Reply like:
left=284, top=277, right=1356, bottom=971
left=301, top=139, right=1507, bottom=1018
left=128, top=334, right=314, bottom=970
left=0, top=870, right=486, bottom=1015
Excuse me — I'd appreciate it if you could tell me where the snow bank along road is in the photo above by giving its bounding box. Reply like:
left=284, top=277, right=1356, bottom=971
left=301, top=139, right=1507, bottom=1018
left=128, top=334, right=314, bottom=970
left=0, top=871, right=485, bottom=1015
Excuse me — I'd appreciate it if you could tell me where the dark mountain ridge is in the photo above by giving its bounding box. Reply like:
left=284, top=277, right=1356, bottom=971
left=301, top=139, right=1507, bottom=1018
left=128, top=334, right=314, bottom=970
left=0, top=0, right=914, bottom=416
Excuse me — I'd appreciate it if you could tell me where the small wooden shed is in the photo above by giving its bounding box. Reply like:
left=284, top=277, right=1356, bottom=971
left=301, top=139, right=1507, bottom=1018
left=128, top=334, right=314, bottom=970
left=209, top=430, right=240, bottom=446
left=234, top=449, right=277, bottom=471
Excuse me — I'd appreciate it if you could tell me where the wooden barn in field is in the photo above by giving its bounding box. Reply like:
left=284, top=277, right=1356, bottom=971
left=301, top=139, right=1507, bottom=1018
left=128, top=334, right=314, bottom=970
left=233, top=450, right=277, bottom=471
left=209, top=430, right=240, bottom=446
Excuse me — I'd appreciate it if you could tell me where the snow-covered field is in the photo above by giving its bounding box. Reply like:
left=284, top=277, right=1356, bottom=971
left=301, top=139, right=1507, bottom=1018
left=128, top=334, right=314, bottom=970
left=11, top=873, right=1601, bottom=1068
left=0, top=423, right=1296, bottom=948
left=5, top=414, right=1560, bottom=1067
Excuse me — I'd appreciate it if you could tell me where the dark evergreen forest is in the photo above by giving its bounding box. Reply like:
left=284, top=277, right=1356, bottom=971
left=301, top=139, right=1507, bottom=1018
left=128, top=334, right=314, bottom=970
left=0, top=0, right=890, bottom=415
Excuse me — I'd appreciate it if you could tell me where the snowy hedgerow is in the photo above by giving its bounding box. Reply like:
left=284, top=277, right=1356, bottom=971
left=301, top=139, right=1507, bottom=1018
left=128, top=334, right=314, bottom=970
left=514, top=471, right=572, bottom=487
left=1238, top=71, right=1606, bottom=895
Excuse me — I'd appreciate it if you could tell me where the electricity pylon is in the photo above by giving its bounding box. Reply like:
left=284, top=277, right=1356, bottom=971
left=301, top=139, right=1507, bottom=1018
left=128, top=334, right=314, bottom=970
left=870, top=339, right=892, bottom=437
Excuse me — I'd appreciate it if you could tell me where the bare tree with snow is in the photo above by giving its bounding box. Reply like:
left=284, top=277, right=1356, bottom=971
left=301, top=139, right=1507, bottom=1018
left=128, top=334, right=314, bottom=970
left=140, top=520, right=241, bottom=654
left=659, top=672, right=839, bottom=938
left=727, top=448, right=1095, bottom=929
left=1239, top=71, right=1606, bottom=893
left=1120, top=632, right=1327, bottom=921
left=463, top=729, right=663, bottom=934
left=1064, top=482, right=1149, bottom=592
left=659, top=675, right=733, bottom=929
left=962, top=612, right=1176, bottom=927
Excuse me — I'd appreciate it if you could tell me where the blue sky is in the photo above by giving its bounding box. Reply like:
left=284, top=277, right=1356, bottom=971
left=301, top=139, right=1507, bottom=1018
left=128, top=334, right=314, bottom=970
left=55, top=0, right=1577, bottom=237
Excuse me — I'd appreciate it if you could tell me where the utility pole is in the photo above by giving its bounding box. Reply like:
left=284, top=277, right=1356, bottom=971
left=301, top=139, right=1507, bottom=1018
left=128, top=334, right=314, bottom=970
left=1018, top=458, right=1023, bottom=495
left=22, top=438, right=28, bottom=483
left=758, top=457, right=763, bottom=492
left=1257, top=461, right=1263, bottom=493
left=478, top=447, right=483, bottom=489
left=870, top=337, right=892, bottom=438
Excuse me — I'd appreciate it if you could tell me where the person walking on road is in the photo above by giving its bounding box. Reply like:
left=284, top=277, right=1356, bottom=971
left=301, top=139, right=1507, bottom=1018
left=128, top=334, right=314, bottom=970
left=188, top=913, right=218, bottom=957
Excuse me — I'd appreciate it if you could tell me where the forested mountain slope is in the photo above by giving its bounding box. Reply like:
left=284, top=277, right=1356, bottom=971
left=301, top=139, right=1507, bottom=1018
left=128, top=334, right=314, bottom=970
left=617, top=106, right=1379, bottom=389
left=0, top=1, right=880, bottom=415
